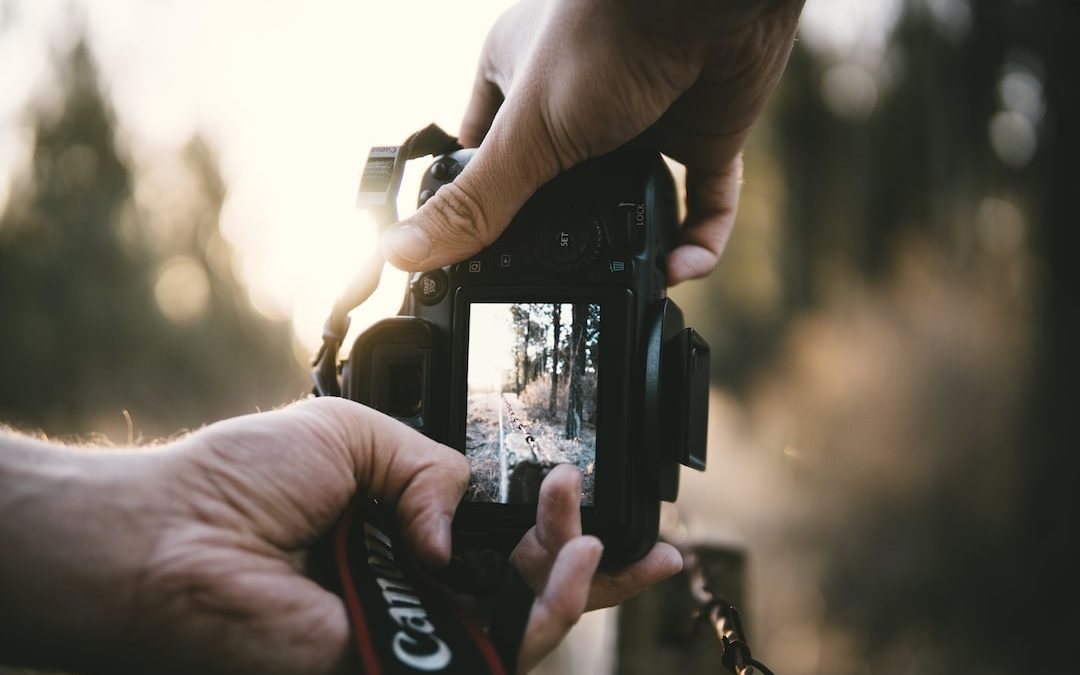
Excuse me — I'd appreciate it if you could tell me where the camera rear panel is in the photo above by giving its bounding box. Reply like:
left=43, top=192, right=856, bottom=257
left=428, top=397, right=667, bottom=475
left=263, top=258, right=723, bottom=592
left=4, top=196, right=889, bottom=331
left=350, top=146, right=687, bottom=564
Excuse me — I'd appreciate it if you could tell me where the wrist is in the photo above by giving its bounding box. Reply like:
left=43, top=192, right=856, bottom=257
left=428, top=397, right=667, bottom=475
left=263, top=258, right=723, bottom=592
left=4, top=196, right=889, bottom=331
left=0, top=433, right=173, bottom=670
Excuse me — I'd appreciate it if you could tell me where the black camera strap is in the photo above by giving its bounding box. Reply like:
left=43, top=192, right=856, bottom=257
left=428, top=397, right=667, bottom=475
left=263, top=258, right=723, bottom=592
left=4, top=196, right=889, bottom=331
left=329, top=499, right=516, bottom=675
left=354, top=123, right=462, bottom=230
left=312, top=124, right=461, bottom=397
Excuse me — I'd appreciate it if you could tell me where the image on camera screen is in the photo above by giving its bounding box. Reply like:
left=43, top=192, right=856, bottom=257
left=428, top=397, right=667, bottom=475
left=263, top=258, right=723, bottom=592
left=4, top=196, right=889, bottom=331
left=465, top=302, right=600, bottom=506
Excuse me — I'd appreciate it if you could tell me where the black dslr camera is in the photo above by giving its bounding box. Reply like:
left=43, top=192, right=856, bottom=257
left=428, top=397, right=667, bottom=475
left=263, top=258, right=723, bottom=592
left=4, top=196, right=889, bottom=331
left=320, top=140, right=709, bottom=564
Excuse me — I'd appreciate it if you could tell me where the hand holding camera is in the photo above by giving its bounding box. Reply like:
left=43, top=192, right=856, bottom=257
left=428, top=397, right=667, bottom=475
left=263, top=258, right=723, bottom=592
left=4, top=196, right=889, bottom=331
left=1, top=399, right=664, bottom=673
left=381, top=0, right=806, bottom=284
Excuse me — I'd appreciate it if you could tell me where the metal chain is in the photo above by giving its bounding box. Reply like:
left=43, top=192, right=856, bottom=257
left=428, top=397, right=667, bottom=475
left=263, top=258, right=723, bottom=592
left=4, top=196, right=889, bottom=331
left=684, top=549, right=778, bottom=675
left=502, top=394, right=542, bottom=461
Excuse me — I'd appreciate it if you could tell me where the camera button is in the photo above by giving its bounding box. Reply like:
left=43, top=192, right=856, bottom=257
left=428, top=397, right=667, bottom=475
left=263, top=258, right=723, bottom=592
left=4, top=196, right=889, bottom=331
left=533, top=208, right=602, bottom=271
left=605, top=258, right=634, bottom=276
left=412, top=269, right=449, bottom=305
left=617, top=202, right=647, bottom=250
left=418, top=188, right=435, bottom=206
left=430, top=161, right=452, bottom=181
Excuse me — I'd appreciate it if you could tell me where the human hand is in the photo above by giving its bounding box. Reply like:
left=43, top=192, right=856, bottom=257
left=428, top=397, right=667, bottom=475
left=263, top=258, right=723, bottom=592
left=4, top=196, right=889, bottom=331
left=0, top=398, right=469, bottom=674
left=0, top=402, right=676, bottom=675
left=147, top=419, right=676, bottom=674
left=381, top=0, right=805, bottom=284
left=511, top=464, right=683, bottom=673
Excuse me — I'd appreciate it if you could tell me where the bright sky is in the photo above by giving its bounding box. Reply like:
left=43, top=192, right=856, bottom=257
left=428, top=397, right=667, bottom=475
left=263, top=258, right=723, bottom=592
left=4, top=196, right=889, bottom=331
left=0, top=0, right=515, bottom=351
left=0, top=0, right=891, bottom=353
left=467, top=303, right=518, bottom=392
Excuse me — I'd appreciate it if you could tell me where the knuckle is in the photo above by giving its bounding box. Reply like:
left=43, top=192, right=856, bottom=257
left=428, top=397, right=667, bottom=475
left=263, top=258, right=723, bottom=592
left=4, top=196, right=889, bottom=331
left=418, top=443, right=469, bottom=485
left=426, top=182, right=495, bottom=250
left=448, top=449, right=470, bottom=477
left=295, top=397, right=359, bottom=443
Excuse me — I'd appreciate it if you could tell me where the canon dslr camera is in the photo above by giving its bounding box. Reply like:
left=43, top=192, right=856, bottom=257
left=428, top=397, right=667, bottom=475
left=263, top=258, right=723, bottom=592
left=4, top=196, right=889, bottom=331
left=329, top=145, right=709, bottom=564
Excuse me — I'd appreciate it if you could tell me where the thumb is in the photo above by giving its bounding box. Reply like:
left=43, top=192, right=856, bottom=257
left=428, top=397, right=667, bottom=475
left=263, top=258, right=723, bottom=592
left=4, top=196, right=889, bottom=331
left=381, top=102, right=564, bottom=271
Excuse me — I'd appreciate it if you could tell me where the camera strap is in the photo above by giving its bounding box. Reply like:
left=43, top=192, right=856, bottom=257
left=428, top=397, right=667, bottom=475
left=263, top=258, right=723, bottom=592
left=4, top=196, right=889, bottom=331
left=328, top=499, right=531, bottom=675
left=312, top=124, right=461, bottom=397
left=354, top=123, right=462, bottom=230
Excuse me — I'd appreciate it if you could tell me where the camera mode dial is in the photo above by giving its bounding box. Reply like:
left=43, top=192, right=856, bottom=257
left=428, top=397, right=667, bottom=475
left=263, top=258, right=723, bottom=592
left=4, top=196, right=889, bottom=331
left=531, top=205, right=603, bottom=273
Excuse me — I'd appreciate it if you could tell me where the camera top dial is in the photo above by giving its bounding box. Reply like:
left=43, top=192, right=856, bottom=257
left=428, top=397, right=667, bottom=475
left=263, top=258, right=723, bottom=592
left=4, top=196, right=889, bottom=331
left=529, top=204, right=603, bottom=273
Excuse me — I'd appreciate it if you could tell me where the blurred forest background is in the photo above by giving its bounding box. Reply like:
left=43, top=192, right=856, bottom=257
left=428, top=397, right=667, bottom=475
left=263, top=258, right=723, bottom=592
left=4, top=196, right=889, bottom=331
left=0, top=40, right=307, bottom=440
left=1, top=1, right=1077, bottom=674
left=660, top=2, right=1079, bottom=674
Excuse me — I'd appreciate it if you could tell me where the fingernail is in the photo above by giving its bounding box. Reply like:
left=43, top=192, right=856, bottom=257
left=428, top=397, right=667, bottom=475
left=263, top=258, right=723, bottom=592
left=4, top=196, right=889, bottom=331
left=382, top=225, right=431, bottom=264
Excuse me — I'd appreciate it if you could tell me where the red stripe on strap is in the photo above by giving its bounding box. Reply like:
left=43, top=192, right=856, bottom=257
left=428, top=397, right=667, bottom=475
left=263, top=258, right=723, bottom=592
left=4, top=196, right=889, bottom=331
left=336, top=505, right=383, bottom=675
left=460, top=613, right=507, bottom=675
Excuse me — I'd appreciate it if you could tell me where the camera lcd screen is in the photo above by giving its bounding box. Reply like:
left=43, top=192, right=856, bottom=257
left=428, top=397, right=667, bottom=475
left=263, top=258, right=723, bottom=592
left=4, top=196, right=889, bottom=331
left=465, top=302, right=600, bottom=506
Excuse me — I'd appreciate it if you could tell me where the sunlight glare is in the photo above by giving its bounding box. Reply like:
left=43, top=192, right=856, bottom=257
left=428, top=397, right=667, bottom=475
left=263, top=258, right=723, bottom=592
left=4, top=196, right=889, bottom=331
left=1, top=0, right=518, bottom=351
left=467, top=303, right=517, bottom=393
left=821, top=62, right=879, bottom=120
left=154, top=255, right=210, bottom=323
left=799, top=0, right=903, bottom=60
left=989, top=111, right=1036, bottom=168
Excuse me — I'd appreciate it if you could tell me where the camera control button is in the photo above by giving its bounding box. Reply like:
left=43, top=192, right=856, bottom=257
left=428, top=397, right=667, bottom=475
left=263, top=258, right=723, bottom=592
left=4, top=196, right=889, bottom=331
left=533, top=207, right=603, bottom=272
left=430, top=160, right=452, bottom=181
left=606, top=258, right=635, bottom=277
left=412, top=269, right=449, bottom=306
left=617, top=202, right=647, bottom=250
left=418, top=188, right=435, bottom=206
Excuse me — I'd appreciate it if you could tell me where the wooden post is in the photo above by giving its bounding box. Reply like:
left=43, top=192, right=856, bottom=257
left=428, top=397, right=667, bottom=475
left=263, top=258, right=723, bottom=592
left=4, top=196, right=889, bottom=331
left=616, top=545, right=746, bottom=674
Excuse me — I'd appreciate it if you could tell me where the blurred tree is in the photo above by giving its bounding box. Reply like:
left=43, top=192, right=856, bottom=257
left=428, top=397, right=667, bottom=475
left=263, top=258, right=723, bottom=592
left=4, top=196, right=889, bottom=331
left=667, top=1, right=1061, bottom=671
left=768, top=5, right=1036, bottom=672
left=0, top=38, right=305, bottom=441
left=682, top=1, right=1034, bottom=392
left=1024, top=2, right=1080, bottom=669
left=549, top=302, right=561, bottom=417
left=564, top=303, right=586, bottom=440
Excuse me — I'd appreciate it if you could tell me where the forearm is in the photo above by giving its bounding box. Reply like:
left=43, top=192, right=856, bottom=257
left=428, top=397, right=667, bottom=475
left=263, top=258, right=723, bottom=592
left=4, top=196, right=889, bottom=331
left=0, top=432, right=164, bottom=670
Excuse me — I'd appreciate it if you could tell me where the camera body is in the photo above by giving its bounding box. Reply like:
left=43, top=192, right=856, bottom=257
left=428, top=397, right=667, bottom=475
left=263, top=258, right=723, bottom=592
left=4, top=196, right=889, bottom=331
left=341, top=146, right=709, bottom=564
